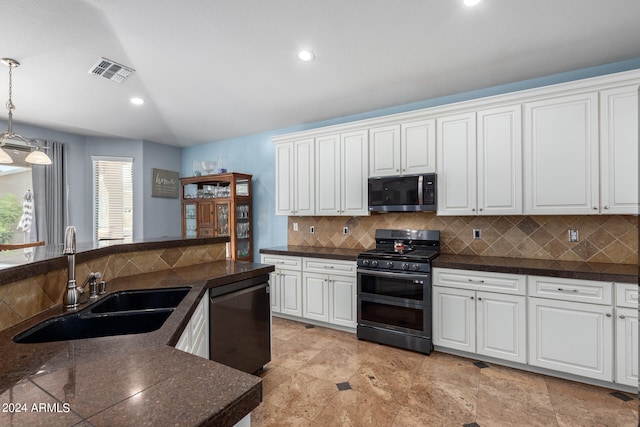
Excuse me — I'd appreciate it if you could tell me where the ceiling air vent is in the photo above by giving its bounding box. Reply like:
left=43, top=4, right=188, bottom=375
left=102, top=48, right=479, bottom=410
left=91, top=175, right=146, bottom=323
left=89, top=57, right=135, bottom=83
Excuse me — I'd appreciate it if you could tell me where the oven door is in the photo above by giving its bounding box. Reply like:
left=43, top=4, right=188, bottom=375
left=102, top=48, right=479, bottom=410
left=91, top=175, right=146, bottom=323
left=357, top=268, right=431, bottom=335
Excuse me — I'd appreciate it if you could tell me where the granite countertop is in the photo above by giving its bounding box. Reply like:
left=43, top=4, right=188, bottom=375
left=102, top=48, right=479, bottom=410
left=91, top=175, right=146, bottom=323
left=0, top=260, right=275, bottom=426
left=259, top=246, right=638, bottom=284
left=259, top=245, right=362, bottom=261
left=433, top=253, right=638, bottom=284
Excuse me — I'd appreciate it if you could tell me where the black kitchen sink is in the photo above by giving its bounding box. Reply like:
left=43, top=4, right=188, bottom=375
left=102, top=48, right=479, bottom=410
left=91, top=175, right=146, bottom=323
left=13, top=310, right=173, bottom=343
left=89, top=287, right=190, bottom=313
left=13, top=287, right=191, bottom=344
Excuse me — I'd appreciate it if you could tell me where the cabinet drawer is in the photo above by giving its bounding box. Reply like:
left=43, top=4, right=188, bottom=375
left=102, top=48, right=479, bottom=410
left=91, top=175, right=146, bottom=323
left=260, top=255, right=302, bottom=271
left=433, top=268, right=526, bottom=295
left=615, top=282, right=638, bottom=308
left=303, top=257, right=356, bottom=276
left=198, top=226, right=215, bottom=237
left=528, top=276, right=612, bottom=305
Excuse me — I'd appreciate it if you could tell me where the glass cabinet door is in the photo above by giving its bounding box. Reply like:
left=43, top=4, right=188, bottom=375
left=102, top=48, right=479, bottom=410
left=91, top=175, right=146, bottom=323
left=216, top=202, right=229, bottom=236
left=184, top=204, right=197, bottom=238
left=236, top=203, right=251, bottom=258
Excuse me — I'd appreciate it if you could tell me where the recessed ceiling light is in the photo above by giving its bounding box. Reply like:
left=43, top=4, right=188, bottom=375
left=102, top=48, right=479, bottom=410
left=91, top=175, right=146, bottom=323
left=464, top=0, right=482, bottom=6
left=130, top=97, right=144, bottom=105
left=298, top=50, right=315, bottom=62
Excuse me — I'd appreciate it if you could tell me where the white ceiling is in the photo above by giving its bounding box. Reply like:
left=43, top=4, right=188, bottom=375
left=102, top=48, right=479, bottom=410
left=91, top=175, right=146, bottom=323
left=1, top=0, right=639, bottom=147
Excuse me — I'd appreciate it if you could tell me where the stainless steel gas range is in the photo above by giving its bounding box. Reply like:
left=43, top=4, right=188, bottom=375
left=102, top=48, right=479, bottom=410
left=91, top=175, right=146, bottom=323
left=356, top=229, right=440, bottom=354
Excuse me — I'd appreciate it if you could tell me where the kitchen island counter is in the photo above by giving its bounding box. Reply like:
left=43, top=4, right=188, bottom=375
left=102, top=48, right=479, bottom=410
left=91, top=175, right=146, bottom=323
left=0, top=259, right=274, bottom=427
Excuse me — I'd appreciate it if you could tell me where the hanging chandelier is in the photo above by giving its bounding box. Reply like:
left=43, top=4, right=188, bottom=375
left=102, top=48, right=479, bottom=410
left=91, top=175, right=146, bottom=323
left=0, top=58, right=52, bottom=165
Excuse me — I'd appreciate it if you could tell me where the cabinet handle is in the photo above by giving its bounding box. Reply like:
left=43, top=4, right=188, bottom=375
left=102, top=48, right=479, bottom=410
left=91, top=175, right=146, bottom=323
left=325, top=265, right=334, bottom=269
left=606, top=313, right=612, bottom=317
left=468, top=279, right=485, bottom=284
left=619, top=315, right=626, bottom=319
left=557, top=288, right=578, bottom=293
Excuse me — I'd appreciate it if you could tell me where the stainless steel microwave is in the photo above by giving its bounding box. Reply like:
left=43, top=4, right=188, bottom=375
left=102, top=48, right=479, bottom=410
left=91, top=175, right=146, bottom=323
left=368, top=173, right=437, bottom=212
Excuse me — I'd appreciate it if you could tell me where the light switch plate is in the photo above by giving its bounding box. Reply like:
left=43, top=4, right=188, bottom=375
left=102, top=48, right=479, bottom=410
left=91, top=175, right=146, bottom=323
left=310, top=225, right=315, bottom=234
left=293, top=222, right=298, bottom=231
left=568, top=229, right=579, bottom=242
left=473, top=229, right=482, bottom=240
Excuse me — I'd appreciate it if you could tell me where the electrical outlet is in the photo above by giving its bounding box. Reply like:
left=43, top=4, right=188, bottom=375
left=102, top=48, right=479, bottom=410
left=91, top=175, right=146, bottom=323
left=568, top=229, right=579, bottom=242
left=310, top=225, right=315, bottom=234
left=293, top=222, right=298, bottom=231
left=343, top=227, right=349, bottom=236
left=473, top=229, right=482, bottom=240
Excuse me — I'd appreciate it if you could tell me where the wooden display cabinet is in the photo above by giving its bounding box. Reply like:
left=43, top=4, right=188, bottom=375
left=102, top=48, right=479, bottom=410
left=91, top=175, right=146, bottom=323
left=180, top=172, right=253, bottom=261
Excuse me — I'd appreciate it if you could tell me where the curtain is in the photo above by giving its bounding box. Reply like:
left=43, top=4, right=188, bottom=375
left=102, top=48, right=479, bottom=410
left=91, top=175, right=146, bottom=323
left=32, top=140, right=67, bottom=245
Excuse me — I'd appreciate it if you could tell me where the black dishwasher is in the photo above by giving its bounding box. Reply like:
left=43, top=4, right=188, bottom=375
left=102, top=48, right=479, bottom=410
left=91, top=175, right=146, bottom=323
left=209, top=275, right=271, bottom=374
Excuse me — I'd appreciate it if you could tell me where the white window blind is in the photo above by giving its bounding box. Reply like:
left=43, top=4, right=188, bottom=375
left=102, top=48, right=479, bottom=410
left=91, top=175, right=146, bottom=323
left=92, top=156, right=133, bottom=242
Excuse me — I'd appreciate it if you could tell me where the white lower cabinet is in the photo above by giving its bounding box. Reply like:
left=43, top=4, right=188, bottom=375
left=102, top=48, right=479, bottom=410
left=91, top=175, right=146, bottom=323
left=528, top=297, right=613, bottom=382
left=302, top=258, right=357, bottom=329
left=261, top=255, right=303, bottom=317
left=433, top=268, right=527, bottom=364
left=615, top=282, right=639, bottom=387
left=175, top=290, right=209, bottom=359
left=433, top=286, right=527, bottom=363
left=262, top=254, right=357, bottom=329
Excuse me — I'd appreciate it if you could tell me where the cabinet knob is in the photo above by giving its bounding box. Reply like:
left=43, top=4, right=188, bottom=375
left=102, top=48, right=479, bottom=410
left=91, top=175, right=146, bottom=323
left=472, top=208, right=476, bottom=212
left=477, top=297, right=482, bottom=301
left=593, top=207, right=598, bottom=210
left=479, top=208, right=483, bottom=212
left=606, top=313, right=612, bottom=317
left=619, top=315, right=626, bottom=319
left=604, top=205, right=610, bottom=210
left=470, top=296, right=474, bottom=300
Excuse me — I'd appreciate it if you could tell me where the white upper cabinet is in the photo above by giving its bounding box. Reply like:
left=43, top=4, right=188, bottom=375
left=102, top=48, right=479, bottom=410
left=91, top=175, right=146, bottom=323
left=437, top=112, right=477, bottom=215
left=369, top=119, right=436, bottom=177
left=316, top=130, right=369, bottom=216
left=523, top=92, right=600, bottom=214
left=437, top=106, right=522, bottom=216
left=599, top=85, right=639, bottom=214
left=369, top=124, right=400, bottom=176
left=275, top=139, right=315, bottom=216
left=477, top=105, right=523, bottom=215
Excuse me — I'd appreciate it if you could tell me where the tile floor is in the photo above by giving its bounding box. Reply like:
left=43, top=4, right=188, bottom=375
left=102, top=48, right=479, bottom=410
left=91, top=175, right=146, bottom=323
left=251, top=317, right=639, bottom=427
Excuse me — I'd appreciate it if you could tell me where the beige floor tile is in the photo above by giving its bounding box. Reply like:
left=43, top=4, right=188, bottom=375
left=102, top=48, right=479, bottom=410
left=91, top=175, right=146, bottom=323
left=263, top=317, right=639, bottom=427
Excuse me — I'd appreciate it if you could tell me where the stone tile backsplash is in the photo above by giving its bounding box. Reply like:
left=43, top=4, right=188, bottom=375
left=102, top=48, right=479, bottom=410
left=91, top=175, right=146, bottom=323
left=288, top=213, right=638, bottom=265
left=0, top=243, right=227, bottom=332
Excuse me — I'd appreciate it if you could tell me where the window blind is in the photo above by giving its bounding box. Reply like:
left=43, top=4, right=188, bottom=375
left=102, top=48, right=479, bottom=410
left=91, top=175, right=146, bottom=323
left=92, top=157, right=133, bottom=242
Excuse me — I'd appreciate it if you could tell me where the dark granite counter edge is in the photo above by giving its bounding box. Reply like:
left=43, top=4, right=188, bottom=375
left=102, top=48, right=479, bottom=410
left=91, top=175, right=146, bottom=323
left=0, top=236, right=229, bottom=284
left=259, top=246, right=361, bottom=261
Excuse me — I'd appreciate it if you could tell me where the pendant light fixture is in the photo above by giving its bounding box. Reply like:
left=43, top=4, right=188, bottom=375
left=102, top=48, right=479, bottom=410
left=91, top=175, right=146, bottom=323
left=0, top=58, right=52, bottom=165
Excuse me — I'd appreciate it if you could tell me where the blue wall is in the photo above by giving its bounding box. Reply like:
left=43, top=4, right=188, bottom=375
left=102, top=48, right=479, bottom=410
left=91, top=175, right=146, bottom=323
left=181, top=57, right=640, bottom=260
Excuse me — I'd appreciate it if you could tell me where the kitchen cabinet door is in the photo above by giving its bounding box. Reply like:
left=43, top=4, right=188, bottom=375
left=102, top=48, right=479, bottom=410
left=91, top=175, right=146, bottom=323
left=330, top=274, right=356, bottom=328
left=433, top=286, right=475, bottom=353
left=175, top=291, right=209, bottom=359
left=197, top=201, right=215, bottom=227
left=523, top=92, right=599, bottom=214
left=268, top=270, right=281, bottom=313
left=600, top=85, right=639, bottom=214
left=369, top=124, right=401, bottom=177
left=341, top=130, right=369, bottom=216
left=315, top=134, right=341, bottom=216
left=401, top=119, right=436, bottom=175
left=477, top=105, right=522, bottom=215
left=528, top=297, right=613, bottom=381
left=303, top=272, right=329, bottom=323
left=615, top=307, right=638, bottom=387
left=280, top=270, right=303, bottom=317
left=436, top=113, right=477, bottom=216
left=476, top=291, right=526, bottom=363
left=275, top=141, right=295, bottom=215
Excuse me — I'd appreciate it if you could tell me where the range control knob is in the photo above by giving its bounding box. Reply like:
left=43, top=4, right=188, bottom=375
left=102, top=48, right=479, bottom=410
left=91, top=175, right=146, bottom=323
left=401, top=263, right=410, bottom=271
left=362, top=259, right=369, bottom=266
left=412, top=264, right=420, bottom=271
left=371, top=260, right=379, bottom=267
left=386, top=261, right=394, bottom=268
